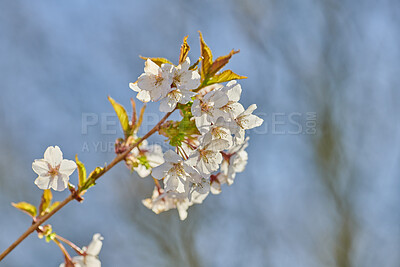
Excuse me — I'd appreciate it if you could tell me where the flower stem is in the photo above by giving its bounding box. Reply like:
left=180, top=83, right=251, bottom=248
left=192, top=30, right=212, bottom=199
left=0, top=109, right=175, bottom=262
left=53, top=238, right=73, bottom=264
left=56, top=234, right=84, bottom=256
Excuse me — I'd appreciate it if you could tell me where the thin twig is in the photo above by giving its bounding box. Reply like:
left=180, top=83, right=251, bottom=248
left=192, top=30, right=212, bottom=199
left=53, top=238, right=73, bottom=264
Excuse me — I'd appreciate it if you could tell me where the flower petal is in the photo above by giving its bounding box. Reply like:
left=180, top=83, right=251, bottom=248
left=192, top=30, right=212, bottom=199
left=44, top=146, right=63, bottom=167
left=159, top=95, right=178, bottom=112
left=241, top=114, right=264, bottom=130
left=32, top=159, right=49, bottom=176
left=241, top=104, right=258, bottom=116
left=59, top=159, right=77, bottom=176
left=129, top=82, right=140, bottom=92
left=50, top=174, right=68, bottom=191
left=34, top=175, right=51, bottom=190
left=210, top=181, right=221, bottom=195
left=144, top=59, right=160, bottom=75
left=226, top=81, right=242, bottom=102
left=206, top=139, right=229, bottom=151
left=138, top=75, right=157, bottom=92
left=176, top=202, right=189, bottom=220
left=135, top=165, right=151, bottom=178
left=86, top=233, right=104, bottom=256
left=152, top=162, right=172, bottom=180
left=211, top=91, right=229, bottom=108
left=137, top=90, right=151, bottom=102
left=179, top=57, right=190, bottom=70
left=163, top=150, right=182, bottom=163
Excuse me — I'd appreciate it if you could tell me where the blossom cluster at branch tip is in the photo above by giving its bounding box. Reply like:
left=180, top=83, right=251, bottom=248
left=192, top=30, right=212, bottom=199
left=128, top=34, right=264, bottom=220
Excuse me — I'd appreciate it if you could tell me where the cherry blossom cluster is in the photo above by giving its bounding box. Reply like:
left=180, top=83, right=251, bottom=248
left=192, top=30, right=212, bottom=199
left=126, top=34, right=264, bottom=220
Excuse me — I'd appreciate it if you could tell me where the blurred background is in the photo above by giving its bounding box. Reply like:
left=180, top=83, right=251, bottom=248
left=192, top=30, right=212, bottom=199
left=0, top=0, right=399, bottom=266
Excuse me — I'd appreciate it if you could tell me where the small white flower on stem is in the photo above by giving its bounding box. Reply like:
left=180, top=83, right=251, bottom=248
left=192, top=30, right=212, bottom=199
left=152, top=150, right=201, bottom=193
left=32, top=146, right=77, bottom=191
left=159, top=88, right=196, bottom=112
left=231, top=104, right=264, bottom=144
left=136, top=59, right=174, bottom=101
left=186, top=134, right=229, bottom=176
left=59, top=234, right=104, bottom=267
left=197, top=117, right=234, bottom=148
left=191, top=88, right=229, bottom=128
left=172, top=57, right=201, bottom=91
left=191, top=81, right=244, bottom=128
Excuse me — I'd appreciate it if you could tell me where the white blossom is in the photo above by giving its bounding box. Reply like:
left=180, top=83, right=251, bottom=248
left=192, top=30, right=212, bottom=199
left=32, top=146, right=77, bottom=191
left=126, top=140, right=164, bottom=178
left=159, top=88, right=196, bottom=112
left=172, top=57, right=201, bottom=91
left=186, top=134, right=229, bottom=176
left=159, top=57, right=200, bottom=112
left=197, top=117, right=234, bottom=148
left=152, top=150, right=201, bottom=193
left=136, top=59, right=174, bottom=101
left=191, top=87, right=229, bottom=128
left=59, top=234, right=103, bottom=267
left=191, top=81, right=244, bottom=130
left=231, top=104, right=264, bottom=144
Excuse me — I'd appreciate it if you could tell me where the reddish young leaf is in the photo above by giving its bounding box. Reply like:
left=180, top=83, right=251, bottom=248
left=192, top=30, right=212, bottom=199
left=208, top=49, right=240, bottom=77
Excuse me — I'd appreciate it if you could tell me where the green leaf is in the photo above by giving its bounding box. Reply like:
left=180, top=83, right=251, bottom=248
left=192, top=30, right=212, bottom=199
left=81, top=166, right=104, bottom=191
left=39, top=190, right=52, bottom=216
left=160, top=102, right=200, bottom=146
left=12, top=202, right=37, bottom=218
left=89, top=167, right=104, bottom=179
left=108, top=96, right=132, bottom=138
left=75, top=155, right=87, bottom=188
left=199, top=31, right=213, bottom=79
left=48, top=201, right=60, bottom=212
left=139, top=56, right=173, bottom=67
left=206, top=70, right=247, bottom=85
left=208, top=49, right=240, bottom=77
left=179, top=35, right=190, bottom=64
